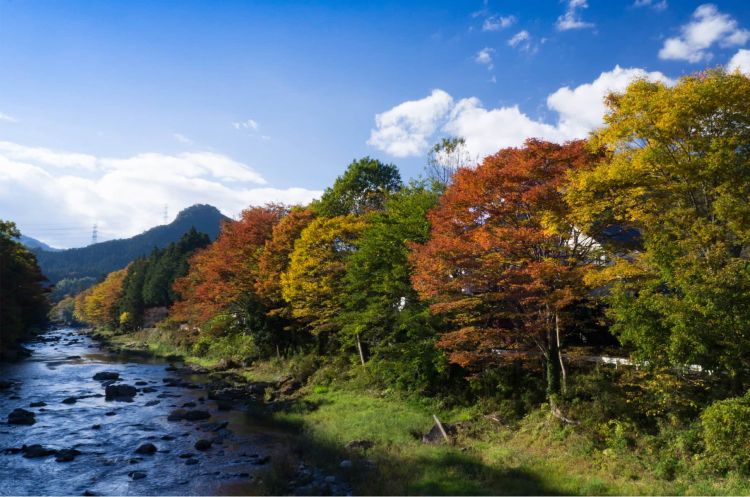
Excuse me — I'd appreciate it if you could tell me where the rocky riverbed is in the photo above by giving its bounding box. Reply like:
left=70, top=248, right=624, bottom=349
left=0, top=327, right=350, bottom=496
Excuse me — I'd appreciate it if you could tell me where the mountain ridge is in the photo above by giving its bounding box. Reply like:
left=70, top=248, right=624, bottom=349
left=34, top=204, right=228, bottom=284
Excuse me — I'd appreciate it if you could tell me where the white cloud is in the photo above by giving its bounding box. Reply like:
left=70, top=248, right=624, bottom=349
left=634, top=0, right=667, bottom=11
left=508, top=30, right=536, bottom=53
left=546, top=65, right=674, bottom=137
left=659, top=4, right=749, bottom=63
left=232, top=119, right=259, bottom=131
left=474, top=47, right=495, bottom=69
left=173, top=133, right=194, bottom=145
left=368, top=65, right=673, bottom=160
left=367, top=89, right=454, bottom=157
left=556, top=0, right=594, bottom=31
left=728, top=48, right=750, bottom=73
left=0, top=112, right=17, bottom=123
left=0, top=142, right=321, bottom=247
left=482, top=15, right=516, bottom=31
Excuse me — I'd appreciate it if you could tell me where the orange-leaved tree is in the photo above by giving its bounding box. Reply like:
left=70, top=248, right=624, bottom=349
left=73, top=268, right=128, bottom=328
left=171, top=204, right=287, bottom=334
left=410, top=139, right=602, bottom=398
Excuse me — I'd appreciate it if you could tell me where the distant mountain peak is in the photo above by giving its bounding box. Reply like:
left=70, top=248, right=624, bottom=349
left=34, top=203, right=229, bottom=284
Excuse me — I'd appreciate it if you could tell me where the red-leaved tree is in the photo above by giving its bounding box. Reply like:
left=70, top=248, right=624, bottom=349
left=410, top=139, right=601, bottom=397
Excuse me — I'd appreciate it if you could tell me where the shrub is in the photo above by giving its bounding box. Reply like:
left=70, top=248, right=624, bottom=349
left=701, top=393, right=750, bottom=473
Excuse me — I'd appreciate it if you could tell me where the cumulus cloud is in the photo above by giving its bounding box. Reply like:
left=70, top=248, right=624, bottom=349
left=482, top=15, right=516, bottom=31
left=728, top=48, right=750, bottom=73
left=474, top=47, right=495, bottom=69
left=556, top=0, right=594, bottom=31
left=634, top=0, right=667, bottom=11
left=367, top=89, right=454, bottom=157
left=659, top=4, right=749, bottom=63
left=368, top=65, right=672, bottom=160
left=0, top=142, right=322, bottom=247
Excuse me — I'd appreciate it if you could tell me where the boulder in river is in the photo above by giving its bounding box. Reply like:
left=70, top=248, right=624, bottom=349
left=93, top=371, right=119, bottom=381
left=62, top=397, right=78, bottom=404
left=55, top=448, right=82, bottom=462
left=21, top=444, right=57, bottom=458
left=104, top=384, right=137, bottom=401
left=0, top=380, right=15, bottom=391
left=134, top=443, right=157, bottom=455
left=7, top=408, right=35, bottom=425
left=194, top=439, right=212, bottom=451
left=128, top=471, right=147, bottom=480
left=29, top=401, right=46, bottom=408
left=167, top=409, right=186, bottom=421
left=184, top=410, right=211, bottom=421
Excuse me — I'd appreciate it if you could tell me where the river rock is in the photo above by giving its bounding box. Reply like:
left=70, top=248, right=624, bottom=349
left=128, top=471, right=147, bottom=480
left=0, top=380, right=14, bottom=390
left=62, top=397, right=78, bottom=404
left=55, top=448, right=82, bottom=462
left=134, top=443, right=157, bottom=455
left=135, top=381, right=148, bottom=386
left=93, top=371, right=119, bottom=381
left=141, top=387, right=157, bottom=393
left=184, top=410, right=210, bottom=421
left=105, top=384, right=137, bottom=401
left=145, top=400, right=160, bottom=407
left=21, top=444, right=57, bottom=458
left=8, top=408, right=35, bottom=425
left=339, top=459, right=352, bottom=469
left=29, top=401, right=46, bottom=408
left=179, top=452, right=194, bottom=458
left=194, top=439, right=212, bottom=451
left=167, top=409, right=186, bottom=421
left=161, top=435, right=176, bottom=441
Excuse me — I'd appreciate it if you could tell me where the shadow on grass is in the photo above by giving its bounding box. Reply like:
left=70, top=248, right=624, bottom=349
left=243, top=399, right=566, bottom=496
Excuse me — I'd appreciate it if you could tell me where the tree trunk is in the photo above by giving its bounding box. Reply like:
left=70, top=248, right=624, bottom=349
left=355, top=333, right=366, bottom=366
left=555, top=312, right=567, bottom=395
left=546, top=326, right=560, bottom=398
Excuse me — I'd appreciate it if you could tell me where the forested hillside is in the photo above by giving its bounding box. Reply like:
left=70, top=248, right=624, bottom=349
left=34, top=204, right=227, bottom=285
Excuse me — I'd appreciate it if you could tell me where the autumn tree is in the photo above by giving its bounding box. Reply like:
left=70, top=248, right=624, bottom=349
left=281, top=215, right=368, bottom=342
left=567, top=70, right=750, bottom=391
left=254, top=208, right=316, bottom=349
left=171, top=205, right=286, bottom=339
left=315, top=157, right=402, bottom=217
left=74, top=268, right=128, bottom=328
left=411, top=139, right=601, bottom=397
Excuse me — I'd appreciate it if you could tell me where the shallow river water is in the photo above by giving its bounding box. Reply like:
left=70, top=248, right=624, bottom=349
left=0, top=327, right=280, bottom=496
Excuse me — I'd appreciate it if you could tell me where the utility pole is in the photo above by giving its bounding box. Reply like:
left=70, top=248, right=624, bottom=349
left=91, top=223, right=98, bottom=245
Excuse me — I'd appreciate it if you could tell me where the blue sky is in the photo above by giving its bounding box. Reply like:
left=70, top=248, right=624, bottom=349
left=1, top=0, right=749, bottom=247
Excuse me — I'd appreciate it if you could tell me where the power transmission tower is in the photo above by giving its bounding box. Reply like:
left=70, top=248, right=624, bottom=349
left=91, top=223, right=98, bottom=245
left=163, top=204, right=168, bottom=225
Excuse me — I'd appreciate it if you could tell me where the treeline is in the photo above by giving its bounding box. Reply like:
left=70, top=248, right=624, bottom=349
left=76, top=71, right=750, bottom=473
left=0, top=221, right=49, bottom=357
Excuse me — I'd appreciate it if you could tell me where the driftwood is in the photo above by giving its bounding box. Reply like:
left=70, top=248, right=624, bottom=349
left=432, top=414, right=451, bottom=443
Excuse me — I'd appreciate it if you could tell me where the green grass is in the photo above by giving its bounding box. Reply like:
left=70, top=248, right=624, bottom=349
left=267, top=385, right=750, bottom=495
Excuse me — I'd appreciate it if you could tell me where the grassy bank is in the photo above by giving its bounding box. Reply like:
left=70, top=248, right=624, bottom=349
left=86, top=327, right=750, bottom=495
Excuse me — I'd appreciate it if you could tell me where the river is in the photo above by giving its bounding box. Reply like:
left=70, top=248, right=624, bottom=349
left=0, top=327, right=282, bottom=496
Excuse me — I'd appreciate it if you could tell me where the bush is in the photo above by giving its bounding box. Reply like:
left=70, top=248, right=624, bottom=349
left=191, top=332, right=259, bottom=363
left=701, top=393, right=750, bottom=473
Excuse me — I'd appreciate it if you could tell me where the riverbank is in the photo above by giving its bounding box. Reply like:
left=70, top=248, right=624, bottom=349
left=83, top=326, right=750, bottom=496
